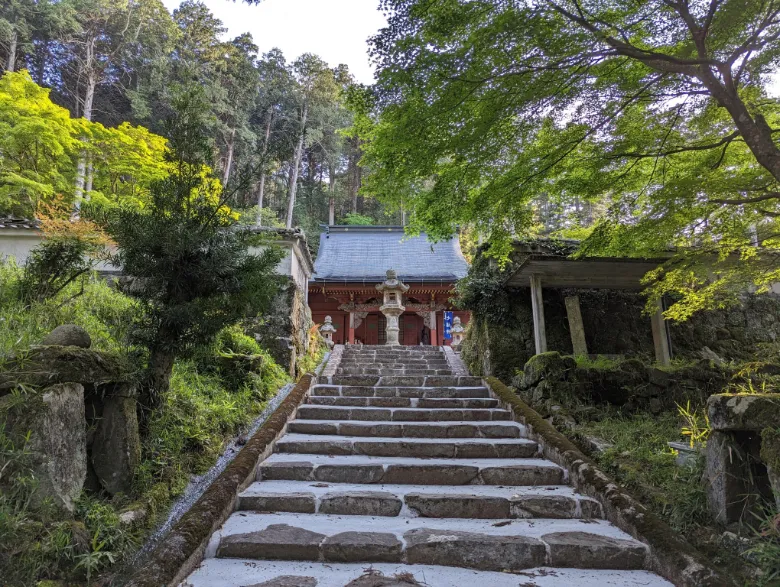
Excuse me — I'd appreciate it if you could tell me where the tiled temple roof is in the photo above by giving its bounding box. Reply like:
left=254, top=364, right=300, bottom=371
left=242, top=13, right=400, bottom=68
left=312, top=226, right=469, bottom=283
left=0, top=217, right=39, bottom=230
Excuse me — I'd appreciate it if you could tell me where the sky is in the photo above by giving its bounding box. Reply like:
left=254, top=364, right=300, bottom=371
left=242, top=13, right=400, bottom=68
left=161, top=0, right=388, bottom=85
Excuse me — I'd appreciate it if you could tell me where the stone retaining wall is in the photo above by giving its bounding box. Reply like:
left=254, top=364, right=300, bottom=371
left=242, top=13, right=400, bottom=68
left=485, top=377, right=733, bottom=587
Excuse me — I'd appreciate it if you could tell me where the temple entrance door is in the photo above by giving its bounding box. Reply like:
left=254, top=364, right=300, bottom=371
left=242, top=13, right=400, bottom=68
left=402, top=314, right=422, bottom=345
left=364, top=314, right=379, bottom=345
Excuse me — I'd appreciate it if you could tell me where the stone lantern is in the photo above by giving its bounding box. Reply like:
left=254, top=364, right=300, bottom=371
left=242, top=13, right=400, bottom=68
left=451, top=316, right=465, bottom=346
left=319, top=315, right=337, bottom=347
left=376, top=269, right=409, bottom=346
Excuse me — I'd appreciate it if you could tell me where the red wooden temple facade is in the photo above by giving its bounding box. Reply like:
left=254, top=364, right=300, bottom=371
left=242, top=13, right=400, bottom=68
left=308, top=226, right=470, bottom=346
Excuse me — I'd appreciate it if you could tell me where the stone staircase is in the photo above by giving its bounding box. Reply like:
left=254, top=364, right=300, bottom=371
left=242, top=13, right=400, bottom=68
left=183, top=346, right=672, bottom=587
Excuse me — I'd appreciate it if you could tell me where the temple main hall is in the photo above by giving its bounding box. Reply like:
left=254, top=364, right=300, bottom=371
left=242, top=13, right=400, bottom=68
left=308, top=225, right=470, bottom=346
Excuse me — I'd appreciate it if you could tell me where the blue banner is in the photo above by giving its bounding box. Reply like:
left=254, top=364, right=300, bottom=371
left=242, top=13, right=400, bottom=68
left=443, top=311, right=453, bottom=340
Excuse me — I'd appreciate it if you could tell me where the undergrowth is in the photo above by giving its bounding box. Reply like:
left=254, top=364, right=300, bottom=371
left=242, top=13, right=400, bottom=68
left=0, top=259, right=292, bottom=584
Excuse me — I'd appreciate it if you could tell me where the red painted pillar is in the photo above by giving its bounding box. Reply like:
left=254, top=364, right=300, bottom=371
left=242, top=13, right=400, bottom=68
left=429, top=310, right=438, bottom=346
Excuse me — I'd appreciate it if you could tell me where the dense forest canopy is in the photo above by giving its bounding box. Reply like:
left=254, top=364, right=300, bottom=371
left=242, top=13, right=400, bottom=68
left=365, top=0, right=780, bottom=318
left=0, top=0, right=400, bottom=234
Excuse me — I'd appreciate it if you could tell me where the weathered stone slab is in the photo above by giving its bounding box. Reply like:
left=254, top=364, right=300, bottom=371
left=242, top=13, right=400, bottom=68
left=277, top=439, right=354, bottom=456
left=92, top=392, right=141, bottom=495
left=404, top=528, right=546, bottom=571
left=382, top=464, right=479, bottom=485
left=259, top=461, right=314, bottom=481
left=239, top=493, right=316, bottom=513
left=510, top=495, right=578, bottom=519
left=287, top=422, right=338, bottom=435
left=542, top=531, right=647, bottom=569
left=319, top=491, right=402, bottom=516
left=339, top=423, right=403, bottom=437
left=322, top=531, right=402, bottom=562
left=707, top=393, right=780, bottom=431
left=314, top=464, right=385, bottom=484
left=247, top=576, right=317, bottom=587
left=217, top=524, right=325, bottom=560
left=405, top=493, right=510, bottom=518
left=480, top=465, right=563, bottom=486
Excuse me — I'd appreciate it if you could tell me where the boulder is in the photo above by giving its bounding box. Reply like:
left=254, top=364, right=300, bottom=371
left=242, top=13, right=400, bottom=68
left=41, top=324, right=91, bottom=348
left=1, top=383, right=87, bottom=513
left=0, top=345, right=130, bottom=391
left=520, top=352, right=576, bottom=388
left=92, top=390, right=140, bottom=495
left=708, top=393, right=780, bottom=431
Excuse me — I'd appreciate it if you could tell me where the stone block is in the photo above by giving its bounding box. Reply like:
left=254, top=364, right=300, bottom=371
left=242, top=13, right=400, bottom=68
left=708, top=393, right=780, bottom=431
left=287, top=422, right=338, bottom=435
left=92, top=391, right=140, bottom=495
left=41, top=324, right=91, bottom=348
left=319, top=491, right=402, bottom=516
left=217, top=524, right=325, bottom=560
left=340, top=423, right=402, bottom=437
left=542, top=531, right=647, bottom=569
left=239, top=493, right=316, bottom=513
left=247, top=577, right=317, bottom=587
left=404, top=528, right=545, bottom=571
left=706, top=431, right=756, bottom=524
left=322, top=531, right=402, bottom=562
left=510, top=495, right=578, bottom=519
left=382, top=464, right=479, bottom=485
left=480, top=465, right=563, bottom=485
left=1, top=383, right=87, bottom=513
left=405, top=493, right=510, bottom=518
left=259, top=461, right=314, bottom=481
left=314, top=464, right=385, bottom=484
left=277, top=439, right=354, bottom=455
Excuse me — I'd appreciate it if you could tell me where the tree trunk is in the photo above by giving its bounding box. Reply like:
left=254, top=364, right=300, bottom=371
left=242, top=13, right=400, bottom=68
left=256, top=109, right=274, bottom=225
left=74, top=70, right=96, bottom=213
left=223, top=128, right=236, bottom=186
left=328, top=160, right=336, bottom=225
left=6, top=30, right=17, bottom=72
left=85, top=157, right=93, bottom=196
left=143, top=348, right=176, bottom=412
left=286, top=101, right=308, bottom=229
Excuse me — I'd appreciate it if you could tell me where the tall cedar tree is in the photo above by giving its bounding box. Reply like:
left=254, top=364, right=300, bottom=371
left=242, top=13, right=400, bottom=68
left=103, top=88, right=283, bottom=409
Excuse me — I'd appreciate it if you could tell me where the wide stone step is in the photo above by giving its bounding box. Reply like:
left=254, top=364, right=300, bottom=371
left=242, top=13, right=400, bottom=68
left=320, top=375, right=482, bottom=387
left=186, top=559, right=673, bottom=587
left=307, top=396, right=499, bottom=409
left=287, top=420, right=527, bottom=439
left=336, top=368, right=454, bottom=376
left=339, top=358, right=449, bottom=365
left=275, top=434, right=537, bottom=458
left=258, top=453, right=565, bottom=485
left=312, top=384, right=491, bottom=399
left=212, top=513, right=648, bottom=572
left=296, top=405, right=512, bottom=422
left=237, top=480, right=601, bottom=519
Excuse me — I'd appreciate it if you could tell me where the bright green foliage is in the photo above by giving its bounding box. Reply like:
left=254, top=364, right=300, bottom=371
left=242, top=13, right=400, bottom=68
left=0, top=70, right=79, bottom=215
left=367, top=0, right=780, bottom=319
left=0, top=70, right=169, bottom=216
left=340, top=212, right=375, bottom=225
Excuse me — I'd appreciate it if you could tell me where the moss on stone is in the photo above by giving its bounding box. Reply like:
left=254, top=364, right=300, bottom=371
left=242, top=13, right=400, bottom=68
left=761, top=427, right=780, bottom=471
left=707, top=393, right=780, bottom=431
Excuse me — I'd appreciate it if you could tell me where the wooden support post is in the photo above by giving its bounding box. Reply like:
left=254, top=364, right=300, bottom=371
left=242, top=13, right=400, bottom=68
left=529, top=274, right=547, bottom=355
left=564, top=295, right=588, bottom=357
left=651, top=299, right=671, bottom=366
left=348, top=312, right=356, bottom=345
left=429, top=311, right=438, bottom=347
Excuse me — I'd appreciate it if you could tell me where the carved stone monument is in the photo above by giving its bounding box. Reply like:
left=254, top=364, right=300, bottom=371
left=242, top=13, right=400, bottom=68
left=319, top=315, right=337, bottom=348
left=376, top=269, right=409, bottom=346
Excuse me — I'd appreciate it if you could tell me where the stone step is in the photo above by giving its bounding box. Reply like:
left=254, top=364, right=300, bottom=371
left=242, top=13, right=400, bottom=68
left=296, top=405, right=512, bottom=422
left=307, top=396, right=499, bottom=409
left=312, top=384, right=491, bottom=398
left=275, top=434, right=538, bottom=459
left=335, top=368, right=454, bottom=376
left=211, top=513, right=648, bottom=572
left=186, top=559, right=673, bottom=587
left=339, top=358, right=449, bottom=364
left=237, top=480, right=601, bottom=519
left=287, top=420, right=527, bottom=439
left=258, top=453, right=565, bottom=486
left=320, top=375, right=482, bottom=387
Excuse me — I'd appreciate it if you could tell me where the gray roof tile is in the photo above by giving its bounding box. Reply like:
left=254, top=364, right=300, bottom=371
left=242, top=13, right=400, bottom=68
left=312, top=226, right=469, bottom=283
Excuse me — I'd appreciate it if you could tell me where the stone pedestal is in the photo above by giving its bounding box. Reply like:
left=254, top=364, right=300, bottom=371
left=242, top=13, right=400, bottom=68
left=381, top=307, right=404, bottom=346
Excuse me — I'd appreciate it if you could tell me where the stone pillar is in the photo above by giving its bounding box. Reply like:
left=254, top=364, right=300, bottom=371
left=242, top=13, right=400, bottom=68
left=529, top=274, right=547, bottom=355
left=376, top=269, right=410, bottom=346
left=564, top=295, right=588, bottom=357
left=706, top=431, right=754, bottom=524
left=651, top=298, right=671, bottom=366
